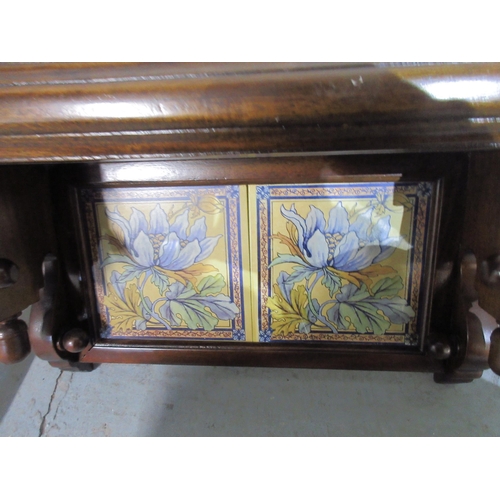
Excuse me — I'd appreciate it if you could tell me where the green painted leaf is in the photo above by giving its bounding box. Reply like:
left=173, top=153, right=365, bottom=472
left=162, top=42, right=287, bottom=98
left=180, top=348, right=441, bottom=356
left=169, top=300, right=218, bottom=330
left=103, top=283, right=146, bottom=333
left=197, top=273, right=225, bottom=296
left=101, top=254, right=138, bottom=268
left=321, top=269, right=342, bottom=297
left=269, top=253, right=309, bottom=268
left=158, top=281, right=237, bottom=330
left=336, top=283, right=370, bottom=302
left=174, top=284, right=197, bottom=300
left=151, top=268, right=170, bottom=295
left=326, top=303, right=350, bottom=330
left=199, top=294, right=240, bottom=320
left=116, top=265, right=145, bottom=284
left=393, top=192, right=414, bottom=211
left=371, top=275, right=403, bottom=298
left=287, top=265, right=315, bottom=284
left=308, top=298, right=321, bottom=323
left=267, top=284, right=313, bottom=335
left=159, top=300, right=181, bottom=326
left=376, top=297, right=415, bottom=324
left=142, top=297, right=152, bottom=320
left=327, top=281, right=414, bottom=334
left=338, top=301, right=391, bottom=335
left=136, top=319, right=147, bottom=330
left=370, top=276, right=414, bottom=324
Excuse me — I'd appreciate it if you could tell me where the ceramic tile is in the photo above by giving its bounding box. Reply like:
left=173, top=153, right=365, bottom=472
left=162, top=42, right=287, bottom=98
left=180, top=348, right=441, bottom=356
left=249, top=182, right=435, bottom=345
left=81, top=185, right=251, bottom=341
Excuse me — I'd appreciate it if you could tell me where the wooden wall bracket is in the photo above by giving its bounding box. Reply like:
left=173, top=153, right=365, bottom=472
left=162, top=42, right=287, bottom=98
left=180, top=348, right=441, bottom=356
left=434, top=253, right=492, bottom=383
left=28, top=254, right=93, bottom=372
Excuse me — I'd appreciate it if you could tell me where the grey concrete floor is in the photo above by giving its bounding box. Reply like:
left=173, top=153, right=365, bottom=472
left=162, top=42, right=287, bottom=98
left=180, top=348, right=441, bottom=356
left=1, top=352, right=500, bottom=436
left=2, top=308, right=500, bottom=437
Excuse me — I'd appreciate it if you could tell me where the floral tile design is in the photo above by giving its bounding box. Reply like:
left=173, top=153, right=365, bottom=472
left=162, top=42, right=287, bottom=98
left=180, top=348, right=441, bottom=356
left=249, top=182, right=435, bottom=345
left=82, top=185, right=251, bottom=340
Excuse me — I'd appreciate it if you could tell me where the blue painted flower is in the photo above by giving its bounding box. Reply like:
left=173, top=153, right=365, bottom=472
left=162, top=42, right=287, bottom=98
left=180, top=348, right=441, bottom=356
left=259, top=329, right=273, bottom=342
left=105, top=205, right=221, bottom=272
left=278, top=203, right=400, bottom=272
left=232, top=329, right=246, bottom=341
left=256, top=186, right=270, bottom=200
left=417, top=182, right=432, bottom=198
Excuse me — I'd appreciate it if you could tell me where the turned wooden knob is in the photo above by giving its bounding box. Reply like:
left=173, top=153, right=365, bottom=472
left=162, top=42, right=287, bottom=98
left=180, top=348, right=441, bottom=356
left=480, top=254, right=500, bottom=288
left=488, top=328, right=500, bottom=376
left=0, top=259, right=19, bottom=289
left=61, top=328, right=89, bottom=353
left=429, top=341, right=451, bottom=360
left=0, top=317, right=30, bottom=364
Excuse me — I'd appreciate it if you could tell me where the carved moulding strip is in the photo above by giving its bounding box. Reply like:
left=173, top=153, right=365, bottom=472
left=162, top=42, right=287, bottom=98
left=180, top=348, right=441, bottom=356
left=2, top=63, right=500, bottom=162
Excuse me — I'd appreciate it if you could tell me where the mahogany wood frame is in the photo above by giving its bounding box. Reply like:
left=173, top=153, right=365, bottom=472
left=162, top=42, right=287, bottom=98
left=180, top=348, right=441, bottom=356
left=0, top=62, right=499, bottom=381
left=56, top=154, right=460, bottom=371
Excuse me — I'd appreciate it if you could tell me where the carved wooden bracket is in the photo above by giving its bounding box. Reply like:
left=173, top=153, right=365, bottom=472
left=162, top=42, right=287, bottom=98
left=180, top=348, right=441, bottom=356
left=28, top=254, right=93, bottom=372
left=434, top=253, right=493, bottom=383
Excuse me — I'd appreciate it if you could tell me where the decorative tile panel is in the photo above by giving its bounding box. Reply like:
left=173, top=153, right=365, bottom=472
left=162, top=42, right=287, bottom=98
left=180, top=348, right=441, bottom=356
left=249, top=182, right=435, bottom=345
left=81, top=185, right=251, bottom=341
left=81, top=181, right=436, bottom=346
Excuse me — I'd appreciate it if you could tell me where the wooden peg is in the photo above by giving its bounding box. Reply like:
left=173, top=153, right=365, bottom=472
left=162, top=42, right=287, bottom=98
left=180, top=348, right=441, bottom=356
left=60, top=328, right=89, bottom=354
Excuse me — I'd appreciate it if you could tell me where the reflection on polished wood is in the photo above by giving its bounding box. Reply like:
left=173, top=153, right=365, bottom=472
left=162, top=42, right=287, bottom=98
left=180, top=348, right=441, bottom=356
left=1, top=63, right=500, bottom=162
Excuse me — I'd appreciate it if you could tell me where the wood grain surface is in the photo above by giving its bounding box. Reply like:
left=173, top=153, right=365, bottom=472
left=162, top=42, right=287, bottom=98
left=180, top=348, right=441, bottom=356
left=1, top=63, right=500, bottom=162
